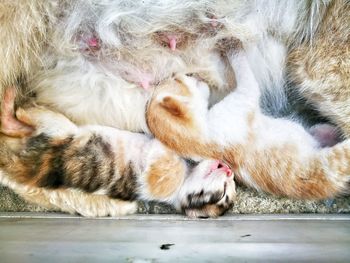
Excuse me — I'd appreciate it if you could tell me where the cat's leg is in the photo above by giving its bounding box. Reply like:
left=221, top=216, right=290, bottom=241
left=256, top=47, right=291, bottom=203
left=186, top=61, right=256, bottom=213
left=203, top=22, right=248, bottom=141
left=205, top=50, right=261, bottom=142
left=309, top=124, right=342, bottom=148
left=0, top=171, right=137, bottom=217
left=288, top=43, right=350, bottom=137
left=287, top=1, right=350, bottom=136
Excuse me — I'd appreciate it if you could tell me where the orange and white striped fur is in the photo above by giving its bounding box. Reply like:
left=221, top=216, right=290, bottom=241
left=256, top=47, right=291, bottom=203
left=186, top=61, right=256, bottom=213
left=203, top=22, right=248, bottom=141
left=0, top=89, right=235, bottom=218
left=147, top=49, right=350, bottom=200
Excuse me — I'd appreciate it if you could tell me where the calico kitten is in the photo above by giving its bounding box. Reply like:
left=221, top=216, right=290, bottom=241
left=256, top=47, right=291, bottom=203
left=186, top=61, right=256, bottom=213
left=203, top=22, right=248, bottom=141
left=147, top=49, right=350, bottom=200
left=0, top=89, right=235, bottom=218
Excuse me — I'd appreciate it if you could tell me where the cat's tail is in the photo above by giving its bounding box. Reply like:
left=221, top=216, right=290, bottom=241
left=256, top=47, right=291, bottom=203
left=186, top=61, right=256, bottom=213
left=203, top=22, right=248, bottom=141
left=231, top=140, right=350, bottom=200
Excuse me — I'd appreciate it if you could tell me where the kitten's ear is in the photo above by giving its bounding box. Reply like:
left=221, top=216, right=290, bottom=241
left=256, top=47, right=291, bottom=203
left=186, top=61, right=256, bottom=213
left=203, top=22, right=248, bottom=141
left=159, top=96, right=188, bottom=119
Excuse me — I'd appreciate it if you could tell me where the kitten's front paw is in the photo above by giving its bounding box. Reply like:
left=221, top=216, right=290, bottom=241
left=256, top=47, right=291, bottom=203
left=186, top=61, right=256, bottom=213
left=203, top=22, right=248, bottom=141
left=179, top=160, right=236, bottom=218
left=16, top=107, right=77, bottom=137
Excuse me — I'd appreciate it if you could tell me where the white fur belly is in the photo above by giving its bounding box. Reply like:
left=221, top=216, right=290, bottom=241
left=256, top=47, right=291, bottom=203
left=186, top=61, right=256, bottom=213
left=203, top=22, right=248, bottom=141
left=258, top=116, right=319, bottom=154
left=32, top=56, right=150, bottom=133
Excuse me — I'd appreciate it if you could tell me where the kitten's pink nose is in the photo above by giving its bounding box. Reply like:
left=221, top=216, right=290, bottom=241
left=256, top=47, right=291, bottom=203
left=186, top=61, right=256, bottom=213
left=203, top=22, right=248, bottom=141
left=210, top=160, right=232, bottom=177
left=218, top=161, right=232, bottom=177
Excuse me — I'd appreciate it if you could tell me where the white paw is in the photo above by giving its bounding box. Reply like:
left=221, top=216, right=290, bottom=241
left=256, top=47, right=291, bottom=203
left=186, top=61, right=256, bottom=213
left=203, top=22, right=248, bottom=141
left=75, top=197, right=137, bottom=217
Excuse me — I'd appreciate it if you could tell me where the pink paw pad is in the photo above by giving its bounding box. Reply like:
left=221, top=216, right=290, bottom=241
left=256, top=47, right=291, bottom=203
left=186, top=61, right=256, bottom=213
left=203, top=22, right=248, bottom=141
left=309, top=123, right=342, bottom=148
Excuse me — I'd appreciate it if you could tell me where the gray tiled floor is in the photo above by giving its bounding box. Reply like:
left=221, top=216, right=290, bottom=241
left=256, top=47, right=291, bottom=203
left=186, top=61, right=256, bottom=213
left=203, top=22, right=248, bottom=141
left=0, top=213, right=349, bottom=262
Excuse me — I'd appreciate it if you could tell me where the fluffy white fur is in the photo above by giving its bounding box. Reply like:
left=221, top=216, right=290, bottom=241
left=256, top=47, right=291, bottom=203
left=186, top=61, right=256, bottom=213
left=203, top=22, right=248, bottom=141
left=29, top=0, right=331, bottom=131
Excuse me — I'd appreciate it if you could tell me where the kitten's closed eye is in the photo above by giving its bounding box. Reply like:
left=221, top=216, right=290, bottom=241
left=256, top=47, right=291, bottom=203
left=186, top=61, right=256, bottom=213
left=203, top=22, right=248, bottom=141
left=185, top=159, right=200, bottom=168
left=185, top=73, right=204, bottom=82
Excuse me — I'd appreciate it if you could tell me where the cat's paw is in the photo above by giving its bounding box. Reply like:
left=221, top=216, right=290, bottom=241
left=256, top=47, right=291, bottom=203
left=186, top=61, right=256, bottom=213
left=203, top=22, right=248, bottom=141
left=71, top=195, right=138, bottom=217
left=309, top=123, right=343, bottom=148
left=179, top=159, right=236, bottom=218
left=174, top=74, right=210, bottom=100
left=22, top=187, right=138, bottom=217
left=16, top=107, right=77, bottom=137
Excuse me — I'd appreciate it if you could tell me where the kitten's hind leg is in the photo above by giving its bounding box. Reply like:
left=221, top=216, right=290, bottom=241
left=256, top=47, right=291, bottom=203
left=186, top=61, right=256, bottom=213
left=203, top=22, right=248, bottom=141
left=226, top=49, right=260, bottom=101
left=204, top=49, right=261, bottom=144
left=209, top=48, right=261, bottom=123
left=217, top=38, right=260, bottom=100
left=0, top=169, right=137, bottom=217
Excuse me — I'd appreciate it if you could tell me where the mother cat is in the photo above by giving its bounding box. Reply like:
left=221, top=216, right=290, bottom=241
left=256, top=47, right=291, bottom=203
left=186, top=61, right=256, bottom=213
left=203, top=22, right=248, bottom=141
left=0, top=0, right=349, bottom=216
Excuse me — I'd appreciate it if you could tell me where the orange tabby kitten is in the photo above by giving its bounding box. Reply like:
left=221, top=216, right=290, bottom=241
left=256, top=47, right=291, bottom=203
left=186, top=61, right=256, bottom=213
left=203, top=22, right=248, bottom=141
left=147, top=49, right=350, bottom=200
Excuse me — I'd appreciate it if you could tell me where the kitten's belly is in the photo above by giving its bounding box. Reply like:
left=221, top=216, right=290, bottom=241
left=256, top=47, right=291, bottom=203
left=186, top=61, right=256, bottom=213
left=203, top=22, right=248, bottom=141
left=260, top=116, right=319, bottom=151
left=32, top=56, right=150, bottom=133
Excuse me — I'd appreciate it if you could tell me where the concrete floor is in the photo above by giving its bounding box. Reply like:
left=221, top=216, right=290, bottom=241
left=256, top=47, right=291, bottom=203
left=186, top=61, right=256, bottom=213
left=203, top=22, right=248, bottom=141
left=0, top=213, right=349, bottom=262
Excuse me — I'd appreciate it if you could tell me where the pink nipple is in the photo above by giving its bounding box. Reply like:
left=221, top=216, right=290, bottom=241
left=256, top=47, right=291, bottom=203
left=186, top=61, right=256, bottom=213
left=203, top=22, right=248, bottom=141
left=140, top=79, right=150, bottom=90
left=87, top=37, right=99, bottom=47
left=168, top=36, right=177, bottom=51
